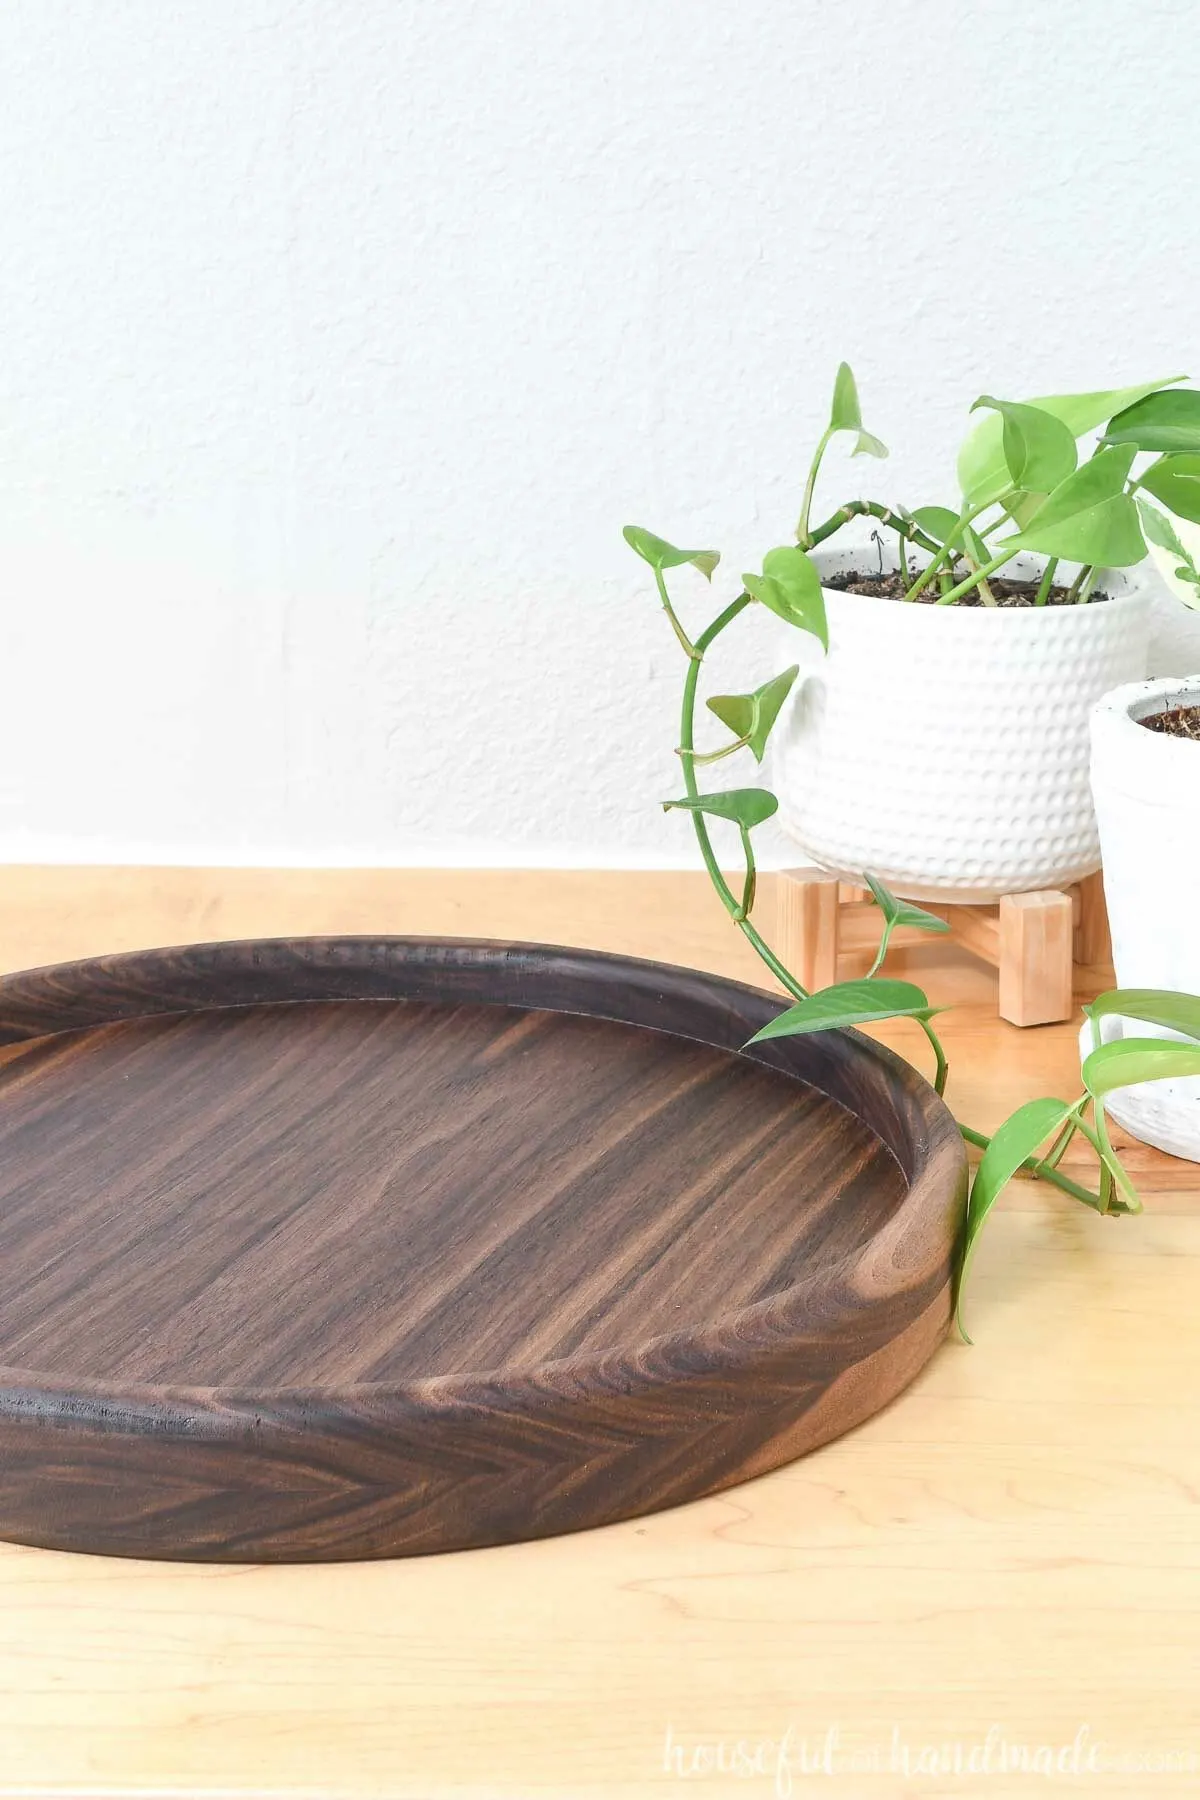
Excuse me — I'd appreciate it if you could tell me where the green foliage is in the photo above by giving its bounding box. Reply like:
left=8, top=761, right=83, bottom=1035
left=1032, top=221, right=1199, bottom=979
left=863, top=873, right=950, bottom=936
left=958, top=375, right=1184, bottom=507
left=1103, top=388, right=1200, bottom=455
left=706, top=666, right=799, bottom=763
left=1000, top=445, right=1145, bottom=566
left=744, top=547, right=828, bottom=646
left=1086, top=988, right=1200, bottom=1038
left=970, top=396, right=1077, bottom=496
left=622, top=526, right=720, bottom=579
left=1137, top=500, right=1200, bottom=599
left=744, top=979, right=938, bottom=1047
left=956, top=1099, right=1075, bottom=1341
left=1082, top=1036, right=1200, bottom=1098
left=910, top=505, right=963, bottom=546
left=662, top=788, right=778, bottom=829
left=829, top=362, right=888, bottom=458
left=1137, top=454, right=1200, bottom=524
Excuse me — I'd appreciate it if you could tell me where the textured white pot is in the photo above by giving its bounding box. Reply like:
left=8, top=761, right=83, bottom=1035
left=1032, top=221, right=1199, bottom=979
left=1088, top=676, right=1200, bottom=1161
left=773, top=550, right=1152, bottom=903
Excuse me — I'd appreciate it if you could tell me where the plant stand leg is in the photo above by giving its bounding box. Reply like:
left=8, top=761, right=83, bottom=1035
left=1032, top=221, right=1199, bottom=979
left=774, top=868, right=840, bottom=993
left=1073, top=869, right=1112, bottom=967
left=997, top=890, right=1075, bottom=1027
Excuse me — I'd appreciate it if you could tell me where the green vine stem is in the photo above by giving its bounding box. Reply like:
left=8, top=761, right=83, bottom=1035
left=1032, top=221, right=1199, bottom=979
left=1034, top=556, right=1059, bottom=606
left=802, top=501, right=941, bottom=556
left=676, top=595, right=809, bottom=1002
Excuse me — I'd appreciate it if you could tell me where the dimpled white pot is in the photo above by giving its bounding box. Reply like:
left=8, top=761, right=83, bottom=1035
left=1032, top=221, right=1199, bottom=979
left=773, top=550, right=1151, bottom=903
left=1088, top=676, right=1200, bottom=1162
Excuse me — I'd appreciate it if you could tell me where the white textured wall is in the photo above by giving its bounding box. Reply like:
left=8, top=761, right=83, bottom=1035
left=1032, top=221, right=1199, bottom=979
left=1, top=0, right=1197, bottom=867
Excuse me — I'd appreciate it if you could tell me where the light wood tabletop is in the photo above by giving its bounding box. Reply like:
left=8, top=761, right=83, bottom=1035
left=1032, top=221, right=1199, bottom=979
left=0, top=867, right=1196, bottom=1800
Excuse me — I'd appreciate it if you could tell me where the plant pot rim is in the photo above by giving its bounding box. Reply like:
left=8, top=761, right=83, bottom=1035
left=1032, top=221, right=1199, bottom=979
left=808, top=547, right=1151, bottom=624
left=1092, top=674, right=1200, bottom=736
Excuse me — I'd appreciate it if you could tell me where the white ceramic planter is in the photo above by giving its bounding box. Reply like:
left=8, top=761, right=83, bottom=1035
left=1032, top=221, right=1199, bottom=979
left=1088, top=676, right=1200, bottom=1161
left=773, top=550, right=1152, bottom=902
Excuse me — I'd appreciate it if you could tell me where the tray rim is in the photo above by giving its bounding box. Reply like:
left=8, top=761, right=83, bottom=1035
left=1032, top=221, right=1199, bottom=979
left=0, top=936, right=967, bottom=1423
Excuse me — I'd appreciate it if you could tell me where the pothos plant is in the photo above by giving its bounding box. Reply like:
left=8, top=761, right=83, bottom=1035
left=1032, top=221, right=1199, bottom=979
left=623, top=365, right=1200, bottom=1337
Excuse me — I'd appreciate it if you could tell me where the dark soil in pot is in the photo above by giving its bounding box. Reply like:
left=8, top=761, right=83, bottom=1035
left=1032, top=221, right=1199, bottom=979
left=1140, top=705, right=1200, bottom=741
left=824, top=570, right=1109, bottom=607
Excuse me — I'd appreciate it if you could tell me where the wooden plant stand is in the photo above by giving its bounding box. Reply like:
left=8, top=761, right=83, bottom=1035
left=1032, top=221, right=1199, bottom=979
left=773, top=869, right=1111, bottom=1028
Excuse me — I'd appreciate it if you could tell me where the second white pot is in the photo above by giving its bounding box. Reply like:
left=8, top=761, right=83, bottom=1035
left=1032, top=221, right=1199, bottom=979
left=774, top=550, right=1151, bottom=902
left=1088, top=676, right=1200, bottom=1162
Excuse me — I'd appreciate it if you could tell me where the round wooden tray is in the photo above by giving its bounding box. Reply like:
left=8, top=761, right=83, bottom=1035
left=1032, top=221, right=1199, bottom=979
left=0, top=937, right=965, bottom=1563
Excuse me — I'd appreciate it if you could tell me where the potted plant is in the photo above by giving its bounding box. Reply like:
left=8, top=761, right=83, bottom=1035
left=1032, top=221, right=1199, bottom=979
left=1089, top=674, right=1200, bottom=1161
left=623, top=458, right=1200, bottom=1332
left=752, top=366, right=1200, bottom=900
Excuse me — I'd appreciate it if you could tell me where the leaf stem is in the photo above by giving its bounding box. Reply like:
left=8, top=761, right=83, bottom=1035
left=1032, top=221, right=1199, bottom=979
left=676, top=594, right=809, bottom=1001
left=804, top=501, right=941, bottom=556
left=653, top=566, right=698, bottom=658
left=919, top=1017, right=948, bottom=1096
left=958, top=1122, right=1106, bottom=1210
left=902, top=497, right=999, bottom=603
left=796, top=427, right=835, bottom=546
left=1034, top=556, right=1059, bottom=606
left=935, top=550, right=1014, bottom=607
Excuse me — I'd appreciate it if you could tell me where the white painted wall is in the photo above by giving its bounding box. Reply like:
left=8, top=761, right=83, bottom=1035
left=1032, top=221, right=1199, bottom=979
left=1, top=0, right=1197, bottom=868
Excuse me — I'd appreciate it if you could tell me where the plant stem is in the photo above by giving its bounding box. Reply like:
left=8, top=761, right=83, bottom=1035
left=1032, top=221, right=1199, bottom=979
left=919, top=1017, right=948, bottom=1096
left=958, top=1123, right=1106, bottom=1210
left=796, top=427, right=835, bottom=546
left=1066, top=564, right=1095, bottom=604
left=1034, top=556, right=1059, bottom=606
left=935, top=550, right=1013, bottom=607
left=653, top=567, right=697, bottom=658
left=902, top=499, right=988, bottom=603
left=804, top=501, right=940, bottom=556
left=676, top=595, right=809, bottom=1002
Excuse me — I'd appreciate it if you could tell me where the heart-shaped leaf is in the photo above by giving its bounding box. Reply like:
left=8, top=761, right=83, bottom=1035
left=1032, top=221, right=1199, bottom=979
left=1086, top=988, right=1200, bottom=1040
left=1082, top=1036, right=1200, bottom=1097
left=707, top=665, right=799, bottom=763
left=662, top=788, right=779, bottom=830
left=1137, top=454, right=1200, bottom=525
left=623, top=525, right=720, bottom=580
left=745, top=547, right=828, bottom=647
left=970, top=396, right=1078, bottom=496
left=1137, top=500, right=1200, bottom=596
left=1103, top=389, right=1200, bottom=456
left=910, top=505, right=964, bottom=546
left=863, top=872, right=950, bottom=935
left=958, top=375, right=1186, bottom=508
left=1001, top=445, right=1145, bottom=566
left=956, top=1097, right=1076, bottom=1341
left=828, top=362, right=888, bottom=459
left=744, top=978, right=938, bottom=1047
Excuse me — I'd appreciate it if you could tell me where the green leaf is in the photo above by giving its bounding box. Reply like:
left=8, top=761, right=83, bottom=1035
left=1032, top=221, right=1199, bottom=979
left=1000, top=445, right=1146, bottom=566
left=863, top=872, right=951, bottom=935
left=958, top=375, right=1186, bottom=508
left=623, top=525, right=720, bottom=580
left=970, top=396, right=1078, bottom=495
left=744, top=979, right=938, bottom=1047
left=1137, top=454, right=1200, bottom=525
left=828, top=362, right=888, bottom=460
left=1087, top=988, right=1200, bottom=1040
left=706, top=666, right=799, bottom=763
left=1103, top=389, right=1200, bottom=455
left=956, top=1097, right=1076, bottom=1342
left=1083, top=1036, right=1200, bottom=1098
left=910, top=505, right=963, bottom=546
left=662, top=788, right=779, bottom=830
left=1137, top=500, right=1200, bottom=593
left=744, top=547, right=828, bottom=647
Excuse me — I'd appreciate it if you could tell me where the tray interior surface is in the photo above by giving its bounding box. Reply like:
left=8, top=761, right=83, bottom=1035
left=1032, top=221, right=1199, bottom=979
left=0, top=997, right=905, bottom=1389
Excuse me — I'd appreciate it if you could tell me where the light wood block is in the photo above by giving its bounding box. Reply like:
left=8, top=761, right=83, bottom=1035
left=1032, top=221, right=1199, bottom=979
left=998, top=889, right=1075, bottom=1027
left=1074, top=868, right=1113, bottom=967
left=773, top=866, right=840, bottom=991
